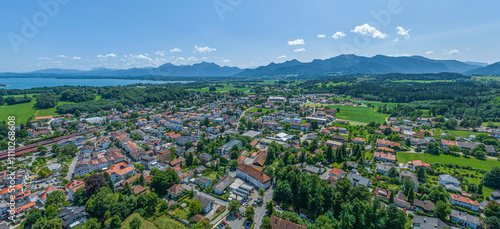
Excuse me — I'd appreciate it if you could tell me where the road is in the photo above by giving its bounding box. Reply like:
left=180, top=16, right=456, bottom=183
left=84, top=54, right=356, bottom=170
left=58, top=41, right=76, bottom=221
left=236, top=106, right=254, bottom=127
left=253, top=187, right=274, bottom=229
left=65, top=151, right=79, bottom=180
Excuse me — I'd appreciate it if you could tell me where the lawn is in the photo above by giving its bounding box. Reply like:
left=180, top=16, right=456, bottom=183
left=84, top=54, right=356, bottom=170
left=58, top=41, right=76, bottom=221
left=121, top=213, right=160, bottom=229
left=397, top=152, right=500, bottom=171
left=327, top=105, right=389, bottom=125
left=433, top=129, right=489, bottom=138
left=427, top=165, right=495, bottom=198
left=153, top=215, right=189, bottom=229
left=172, top=208, right=189, bottom=220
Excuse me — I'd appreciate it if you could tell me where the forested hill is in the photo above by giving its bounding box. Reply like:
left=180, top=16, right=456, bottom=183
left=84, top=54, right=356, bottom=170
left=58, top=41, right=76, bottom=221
left=2, top=55, right=500, bottom=79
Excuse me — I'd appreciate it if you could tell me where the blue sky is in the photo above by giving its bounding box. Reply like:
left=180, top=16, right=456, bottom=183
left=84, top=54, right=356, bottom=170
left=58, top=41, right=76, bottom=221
left=1, top=0, right=499, bottom=72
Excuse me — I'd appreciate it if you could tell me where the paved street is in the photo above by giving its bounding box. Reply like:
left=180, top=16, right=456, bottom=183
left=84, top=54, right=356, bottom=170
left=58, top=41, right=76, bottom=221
left=65, top=152, right=79, bottom=180
left=253, top=187, right=274, bottom=229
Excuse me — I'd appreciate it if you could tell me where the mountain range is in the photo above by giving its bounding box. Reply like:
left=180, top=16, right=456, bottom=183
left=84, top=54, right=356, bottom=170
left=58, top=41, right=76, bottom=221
left=1, top=55, right=499, bottom=78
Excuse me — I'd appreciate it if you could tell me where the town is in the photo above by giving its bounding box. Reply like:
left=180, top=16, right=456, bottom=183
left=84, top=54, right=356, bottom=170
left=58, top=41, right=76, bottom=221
left=0, top=85, right=499, bottom=229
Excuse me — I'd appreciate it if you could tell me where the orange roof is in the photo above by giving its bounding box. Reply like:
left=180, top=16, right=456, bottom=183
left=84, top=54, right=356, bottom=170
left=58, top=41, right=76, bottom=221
left=329, top=168, right=345, bottom=179
left=167, top=183, right=184, bottom=194
left=13, top=202, right=36, bottom=214
left=35, top=116, right=52, bottom=120
left=105, top=162, right=135, bottom=176
left=450, top=193, right=479, bottom=207
left=236, top=164, right=271, bottom=183
left=373, top=151, right=396, bottom=161
left=65, top=180, right=85, bottom=192
left=1, top=183, right=22, bottom=195
left=408, top=160, right=431, bottom=169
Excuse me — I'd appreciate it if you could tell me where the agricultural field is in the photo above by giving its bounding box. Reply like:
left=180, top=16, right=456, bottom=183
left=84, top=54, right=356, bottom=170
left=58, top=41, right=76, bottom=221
left=397, top=152, right=500, bottom=171
left=392, top=80, right=454, bottom=83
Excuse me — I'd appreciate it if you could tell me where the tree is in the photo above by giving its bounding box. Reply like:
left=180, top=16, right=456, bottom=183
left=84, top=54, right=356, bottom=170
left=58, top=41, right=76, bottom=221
left=36, top=93, right=58, bottom=109
left=45, top=190, right=67, bottom=209
left=189, top=199, right=203, bottom=214
left=385, top=204, right=407, bottom=229
left=265, top=201, right=274, bottom=216
left=416, top=166, right=426, bottom=182
left=245, top=206, right=255, bottom=221
left=230, top=159, right=239, bottom=170
left=406, top=186, right=415, bottom=203
left=109, top=214, right=122, bottom=229
left=258, top=188, right=265, bottom=197
left=37, top=166, right=51, bottom=178
left=434, top=200, right=451, bottom=221
left=326, top=145, right=334, bottom=163
left=129, top=217, right=141, bottom=229
left=151, top=168, right=180, bottom=196
left=487, top=216, right=500, bottom=229
left=84, top=218, right=101, bottom=229
left=389, top=191, right=394, bottom=204
left=261, top=216, right=272, bottom=229
left=484, top=167, right=500, bottom=189
left=383, top=127, right=392, bottom=136
left=192, top=218, right=211, bottom=229
left=24, top=208, right=43, bottom=229
left=85, top=174, right=107, bottom=197
left=387, top=167, right=399, bottom=178
left=229, top=200, right=241, bottom=215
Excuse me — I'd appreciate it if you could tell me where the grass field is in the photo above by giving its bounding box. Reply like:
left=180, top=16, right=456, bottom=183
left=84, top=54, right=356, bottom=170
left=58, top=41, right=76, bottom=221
left=121, top=213, right=188, bottom=229
left=433, top=129, right=489, bottom=138
left=328, top=105, right=389, bottom=125
left=397, top=152, right=500, bottom=171
left=0, top=99, right=75, bottom=124
left=122, top=213, right=160, bottom=229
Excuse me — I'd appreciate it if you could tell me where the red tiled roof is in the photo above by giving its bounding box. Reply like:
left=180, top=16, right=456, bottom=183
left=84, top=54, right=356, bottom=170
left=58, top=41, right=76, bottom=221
left=450, top=193, right=479, bottom=207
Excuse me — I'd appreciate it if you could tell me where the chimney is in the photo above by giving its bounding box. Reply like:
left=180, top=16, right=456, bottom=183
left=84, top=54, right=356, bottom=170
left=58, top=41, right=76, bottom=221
left=423, top=218, right=426, bottom=223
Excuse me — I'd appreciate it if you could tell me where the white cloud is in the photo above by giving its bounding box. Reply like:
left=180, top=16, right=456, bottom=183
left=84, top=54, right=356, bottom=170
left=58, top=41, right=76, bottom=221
left=176, top=57, right=186, bottom=61
left=193, top=46, right=216, bottom=53
left=220, top=58, right=230, bottom=63
left=201, top=57, right=208, bottom=60
left=445, top=49, right=460, bottom=55
left=97, top=53, right=117, bottom=58
left=351, top=24, right=387, bottom=39
left=170, top=48, right=182, bottom=53
left=288, top=39, right=305, bottom=45
left=317, top=34, right=326, bottom=38
left=71, top=56, right=81, bottom=60
left=393, top=38, right=399, bottom=42
left=51, top=61, right=62, bottom=64
left=129, top=54, right=152, bottom=61
left=396, top=26, right=410, bottom=39
left=187, top=57, right=198, bottom=61
left=293, top=48, right=306, bottom=52
left=58, top=55, right=67, bottom=58
left=276, top=55, right=287, bottom=59
left=331, top=31, right=346, bottom=39
left=38, top=57, right=51, bottom=60
left=387, top=54, right=411, bottom=57
left=155, top=50, right=166, bottom=56
left=426, top=50, right=433, bottom=55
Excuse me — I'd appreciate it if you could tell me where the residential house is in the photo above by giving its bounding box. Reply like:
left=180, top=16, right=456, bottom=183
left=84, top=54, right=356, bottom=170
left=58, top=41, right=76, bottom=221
left=449, top=194, right=480, bottom=212
left=329, top=168, right=346, bottom=181
left=167, top=184, right=185, bottom=199
left=55, top=206, right=88, bottom=229
left=270, top=215, right=308, bottom=229
left=374, top=187, right=391, bottom=200
left=347, top=173, right=371, bottom=187
left=411, top=215, right=447, bottom=229
left=450, top=209, right=482, bottom=229
left=193, top=194, right=214, bottom=213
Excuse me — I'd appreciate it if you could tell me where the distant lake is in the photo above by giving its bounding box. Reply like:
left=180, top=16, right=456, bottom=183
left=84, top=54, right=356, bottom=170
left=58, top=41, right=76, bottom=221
left=0, top=78, right=191, bottom=89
